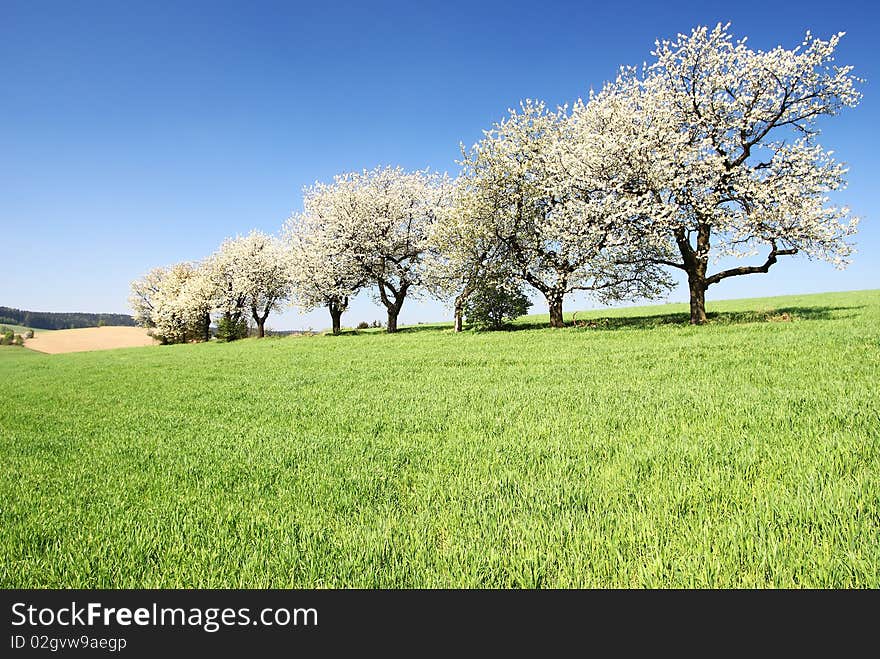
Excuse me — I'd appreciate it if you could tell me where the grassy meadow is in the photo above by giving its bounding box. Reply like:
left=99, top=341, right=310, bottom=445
left=1, top=290, right=878, bottom=587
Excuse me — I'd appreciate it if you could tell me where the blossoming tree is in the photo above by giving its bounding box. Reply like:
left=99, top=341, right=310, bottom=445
left=129, top=266, right=164, bottom=329
left=206, top=230, right=292, bottom=338
left=300, top=166, right=450, bottom=333
left=129, top=262, right=211, bottom=343
left=283, top=206, right=365, bottom=335
left=461, top=100, right=672, bottom=328
left=592, top=24, right=861, bottom=323
left=423, top=179, right=518, bottom=332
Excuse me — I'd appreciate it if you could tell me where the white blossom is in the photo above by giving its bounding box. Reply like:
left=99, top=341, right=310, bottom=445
left=459, top=100, right=673, bottom=327
left=129, top=262, right=211, bottom=344
left=579, top=24, right=861, bottom=322
left=283, top=206, right=365, bottom=334
left=293, top=166, right=451, bottom=332
left=205, top=230, right=292, bottom=337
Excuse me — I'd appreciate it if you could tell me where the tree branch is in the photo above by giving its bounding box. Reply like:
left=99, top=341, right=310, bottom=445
left=704, top=242, right=798, bottom=286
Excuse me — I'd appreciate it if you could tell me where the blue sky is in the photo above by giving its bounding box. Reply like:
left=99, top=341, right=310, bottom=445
left=2, top=0, right=878, bottom=330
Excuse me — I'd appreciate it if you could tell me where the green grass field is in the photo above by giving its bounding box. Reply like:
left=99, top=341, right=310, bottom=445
left=2, top=290, right=878, bottom=587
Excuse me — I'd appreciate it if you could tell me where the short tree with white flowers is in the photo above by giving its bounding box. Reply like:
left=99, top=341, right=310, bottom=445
left=423, top=179, right=519, bottom=331
left=206, top=230, right=292, bottom=338
left=129, top=262, right=212, bottom=344
left=129, top=266, right=165, bottom=329
left=587, top=24, right=861, bottom=324
left=283, top=207, right=365, bottom=335
left=461, top=100, right=672, bottom=328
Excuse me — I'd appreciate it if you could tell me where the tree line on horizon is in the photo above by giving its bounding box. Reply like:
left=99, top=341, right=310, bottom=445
left=130, top=24, right=861, bottom=343
left=0, top=306, right=136, bottom=331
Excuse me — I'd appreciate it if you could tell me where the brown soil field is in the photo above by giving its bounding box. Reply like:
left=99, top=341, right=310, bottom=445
left=24, top=326, right=158, bottom=354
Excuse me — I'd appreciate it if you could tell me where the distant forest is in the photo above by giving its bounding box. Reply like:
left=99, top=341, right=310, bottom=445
left=0, top=306, right=136, bottom=330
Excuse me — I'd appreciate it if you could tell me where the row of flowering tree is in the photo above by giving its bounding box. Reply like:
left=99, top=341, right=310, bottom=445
left=129, top=232, right=292, bottom=342
left=131, top=24, right=861, bottom=340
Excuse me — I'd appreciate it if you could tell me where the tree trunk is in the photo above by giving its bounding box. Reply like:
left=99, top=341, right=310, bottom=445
left=674, top=223, right=712, bottom=326
left=387, top=308, right=399, bottom=333
left=203, top=311, right=211, bottom=342
left=454, top=296, right=464, bottom=332
left=329, top=306, right=343, bottom=335
left=377, top=280, right=408, bottom=334
left=454, top=281, right=478, bottom=333
left=688, top=278, right=707, bottom=325
left=252, top=303, right=271, bottom=338
left=548, top=296, right=564, bottom=328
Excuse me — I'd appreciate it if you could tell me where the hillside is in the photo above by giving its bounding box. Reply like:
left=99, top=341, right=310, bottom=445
left=0, top=306, right=136, bottom=330
left=1, top=289, right=878, bottom=588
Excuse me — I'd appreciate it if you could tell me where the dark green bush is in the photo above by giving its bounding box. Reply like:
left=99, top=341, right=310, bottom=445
left=464, top=282, right=532, bottom=330
left=216, top=314, right=249, bottom=342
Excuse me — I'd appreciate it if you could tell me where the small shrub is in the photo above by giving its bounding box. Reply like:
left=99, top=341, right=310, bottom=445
left=371, top=320, right=382, bottom=328
left=356, top=321, right=370, bottom=330
left=464, top=282, right=532, bottom=330
left=216, top=315, right=249, bottom=342
left=13, top=334, right=24, bottom=346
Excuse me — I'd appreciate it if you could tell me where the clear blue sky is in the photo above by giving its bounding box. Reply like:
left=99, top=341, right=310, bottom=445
left=2, top=0, right=878, bottom=330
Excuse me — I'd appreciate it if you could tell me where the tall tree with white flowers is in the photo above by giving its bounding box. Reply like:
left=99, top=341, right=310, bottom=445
left=302, top=166, right=450, bottom=333
left=462, top=100, right=672, bottom=328
left=283, top=208, right=365, bottom=335
left=206, top=231, right=293, bottom=338
left=591, top=24, right=861, bottom=324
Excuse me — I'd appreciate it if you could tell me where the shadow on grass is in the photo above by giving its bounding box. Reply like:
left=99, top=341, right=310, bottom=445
left=323, top=304, right=861, bottom=336
left=395, top=324, right=453, bottom=335
left=330, top=324, right=451, bottom=337
left=508, top=305, right=862, bottom=332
